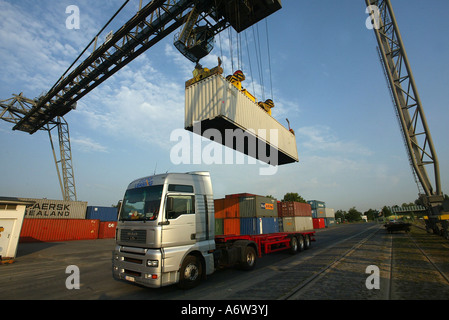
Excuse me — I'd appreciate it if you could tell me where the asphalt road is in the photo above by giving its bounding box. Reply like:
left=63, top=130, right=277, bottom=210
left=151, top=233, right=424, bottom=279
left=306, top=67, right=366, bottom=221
left=0, top=222, right=381, bottom=300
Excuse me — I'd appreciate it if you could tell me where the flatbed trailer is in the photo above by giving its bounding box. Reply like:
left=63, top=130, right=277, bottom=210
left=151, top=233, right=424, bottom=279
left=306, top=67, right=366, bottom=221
left=215, top=231, right=316, bottom=258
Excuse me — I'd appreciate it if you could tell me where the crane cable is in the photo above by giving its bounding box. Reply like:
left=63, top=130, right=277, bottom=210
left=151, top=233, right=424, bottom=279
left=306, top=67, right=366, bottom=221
left=265, top=19, right=274, bottom=100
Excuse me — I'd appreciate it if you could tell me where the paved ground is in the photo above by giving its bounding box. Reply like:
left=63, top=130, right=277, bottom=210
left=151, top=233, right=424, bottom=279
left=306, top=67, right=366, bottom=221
left=1, top=222, right=448, bottom=302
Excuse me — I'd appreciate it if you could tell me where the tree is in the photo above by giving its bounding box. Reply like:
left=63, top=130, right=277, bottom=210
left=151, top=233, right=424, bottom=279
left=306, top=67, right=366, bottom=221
left=346, top=207, right=362, bottom=222
left=364, top=209, right=379, bottom=221
left=381, top=206, right=392, bottom=218
left=335, top=209, right=347, bottom=222
left=282, top=192, right=306, bottom=203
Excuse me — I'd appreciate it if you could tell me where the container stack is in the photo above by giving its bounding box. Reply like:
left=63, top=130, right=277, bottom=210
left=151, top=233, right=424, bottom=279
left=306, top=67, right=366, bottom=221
left=214, top=195, right=279, bottom=236
left=307, top=200, right=336, bottom=228
left=18, top=198, right=118, bottom=243
left=86, top=206, right=119, bottom=239
left=277, top=201, right=314, bottom=232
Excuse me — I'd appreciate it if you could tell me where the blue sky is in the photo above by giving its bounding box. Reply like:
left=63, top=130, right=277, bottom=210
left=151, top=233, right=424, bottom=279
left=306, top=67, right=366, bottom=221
left=1, top=0, right=448, bottom=213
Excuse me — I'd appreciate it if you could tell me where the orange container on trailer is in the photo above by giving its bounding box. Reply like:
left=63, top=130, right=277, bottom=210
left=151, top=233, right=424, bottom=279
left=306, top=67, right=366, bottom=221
left=214, top=199, right=226, bottom=219
left=223, top=198, right=240, bottom=218
left=223, top=218, right=240, bottom=235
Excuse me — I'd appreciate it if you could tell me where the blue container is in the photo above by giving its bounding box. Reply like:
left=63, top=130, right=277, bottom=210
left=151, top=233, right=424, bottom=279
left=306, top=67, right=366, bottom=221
left=240, top=217, right=279, bottom=235
left=86, top=206, right=118, bottom=221
left=240, top=218, right=260, bottom=235
left=307, top=200, right=326, bottom=210
left=262, top=217, right=279, bottom=234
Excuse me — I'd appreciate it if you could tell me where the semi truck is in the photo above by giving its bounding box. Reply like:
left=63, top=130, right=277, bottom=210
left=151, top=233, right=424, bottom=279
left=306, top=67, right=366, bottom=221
left=112, top=171, right=315, bottom=289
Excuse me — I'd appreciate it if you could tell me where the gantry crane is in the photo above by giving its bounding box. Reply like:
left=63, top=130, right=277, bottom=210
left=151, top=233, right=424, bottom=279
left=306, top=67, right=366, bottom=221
left=366, top=0, right=448, bottom=237
left=0, top=0, right=282, bottom=201
left=0, top=0, right=447, bottom=237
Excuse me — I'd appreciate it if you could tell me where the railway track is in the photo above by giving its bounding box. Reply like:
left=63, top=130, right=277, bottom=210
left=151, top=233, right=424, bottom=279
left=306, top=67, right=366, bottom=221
left=388, top=226, right=449, bottom=300
left=281, top=224, right=449, bottom=300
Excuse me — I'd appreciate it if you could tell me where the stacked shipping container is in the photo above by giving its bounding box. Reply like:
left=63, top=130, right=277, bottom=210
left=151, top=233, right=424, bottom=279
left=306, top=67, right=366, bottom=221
left=18, top=199, right=119, bottom=243
left=215, top=195, right=321, bottom=235
left=277, top=201, right=314, bottom=231
left=214, top=195, right=280, bottom=236
left=307, top=200, right=336, bottom=228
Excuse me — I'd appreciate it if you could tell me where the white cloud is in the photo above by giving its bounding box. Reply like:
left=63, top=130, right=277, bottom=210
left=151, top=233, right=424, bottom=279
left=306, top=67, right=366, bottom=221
left=75, top=55, right=185, bottom=150
left=71, top=136, right=108, bottom=153
left=296, top=125, right=373, bottom=156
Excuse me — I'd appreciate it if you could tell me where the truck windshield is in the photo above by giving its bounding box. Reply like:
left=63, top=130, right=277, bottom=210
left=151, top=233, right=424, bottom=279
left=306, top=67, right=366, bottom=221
left=119, top=185, right=163, bottom=221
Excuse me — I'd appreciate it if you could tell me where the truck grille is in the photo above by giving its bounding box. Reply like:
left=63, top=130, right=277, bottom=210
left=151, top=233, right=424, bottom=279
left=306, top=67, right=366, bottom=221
left=120, top=229, right=146, bottom=243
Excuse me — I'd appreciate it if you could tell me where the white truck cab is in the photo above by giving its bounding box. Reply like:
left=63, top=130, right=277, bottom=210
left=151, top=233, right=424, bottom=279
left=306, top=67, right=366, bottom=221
left=113, top=172, right=216, bottom=288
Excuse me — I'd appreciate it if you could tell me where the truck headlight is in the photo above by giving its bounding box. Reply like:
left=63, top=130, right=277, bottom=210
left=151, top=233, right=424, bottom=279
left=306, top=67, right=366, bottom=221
left=146, top=260, right=159, bottom=267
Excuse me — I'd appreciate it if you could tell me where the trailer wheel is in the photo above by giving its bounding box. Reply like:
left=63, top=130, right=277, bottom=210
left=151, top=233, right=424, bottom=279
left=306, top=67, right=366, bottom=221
left=304, top=235, right=311, bottom=249
left=178, top=255, right=202, bottom=289
left=289, top=236, right=299, bottom=254
left=239, top=246, right=257, bottom=271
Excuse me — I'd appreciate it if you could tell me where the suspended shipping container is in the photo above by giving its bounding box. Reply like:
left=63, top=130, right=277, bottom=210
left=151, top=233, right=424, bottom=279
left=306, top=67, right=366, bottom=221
left=19, top=198, right=88, bottom=219
left=86, top=206, right=118, bottom=221
left=185, top=73, right=298, bottom=165
left=278, top=201, right=312, bottom=217
left=282, top=217, right=314, bottom=232
left=239, top=196, right=278, bottom=218
left=19, top=219, right=99, bottom=243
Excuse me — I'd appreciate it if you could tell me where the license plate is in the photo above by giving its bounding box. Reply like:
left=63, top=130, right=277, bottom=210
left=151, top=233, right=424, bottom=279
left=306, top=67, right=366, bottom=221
left=125, top=275, right=135, bottom=282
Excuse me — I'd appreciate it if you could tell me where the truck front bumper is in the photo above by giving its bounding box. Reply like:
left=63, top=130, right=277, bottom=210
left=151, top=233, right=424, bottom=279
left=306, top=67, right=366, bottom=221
left=112, top=245, right=164, bottom=288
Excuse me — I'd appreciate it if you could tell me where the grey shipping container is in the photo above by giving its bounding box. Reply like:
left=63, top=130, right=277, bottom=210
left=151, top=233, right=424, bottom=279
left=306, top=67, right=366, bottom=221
left=319, top=208, right=335, bottom=218
left=282, top=216, right=314, bottom=232
left=86, top=206, right=118, bottom=221
left=239, top=196, right=278, bottom=218
left=19, top=198, right=88, bottom=219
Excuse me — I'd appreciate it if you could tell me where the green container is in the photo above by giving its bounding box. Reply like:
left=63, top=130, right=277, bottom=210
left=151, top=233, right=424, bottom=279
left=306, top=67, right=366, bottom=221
left=239, top=196, right=278, bottom=218
left=215, top=218, right=224, bottom=235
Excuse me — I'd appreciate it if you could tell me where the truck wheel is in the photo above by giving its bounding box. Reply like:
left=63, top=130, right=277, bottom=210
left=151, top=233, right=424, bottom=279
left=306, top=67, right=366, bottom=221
left=239, top=246, right=257, bottom=271
left=178, top=255, right=202, bottom=289
left=289, top=236, right=299, bottom=254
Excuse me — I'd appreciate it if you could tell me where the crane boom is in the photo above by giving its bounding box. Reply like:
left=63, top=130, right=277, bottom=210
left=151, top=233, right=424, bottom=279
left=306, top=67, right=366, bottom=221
left=366, top=0, right=443, bottom=204
left=9, top=0, right=282, bottom=135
